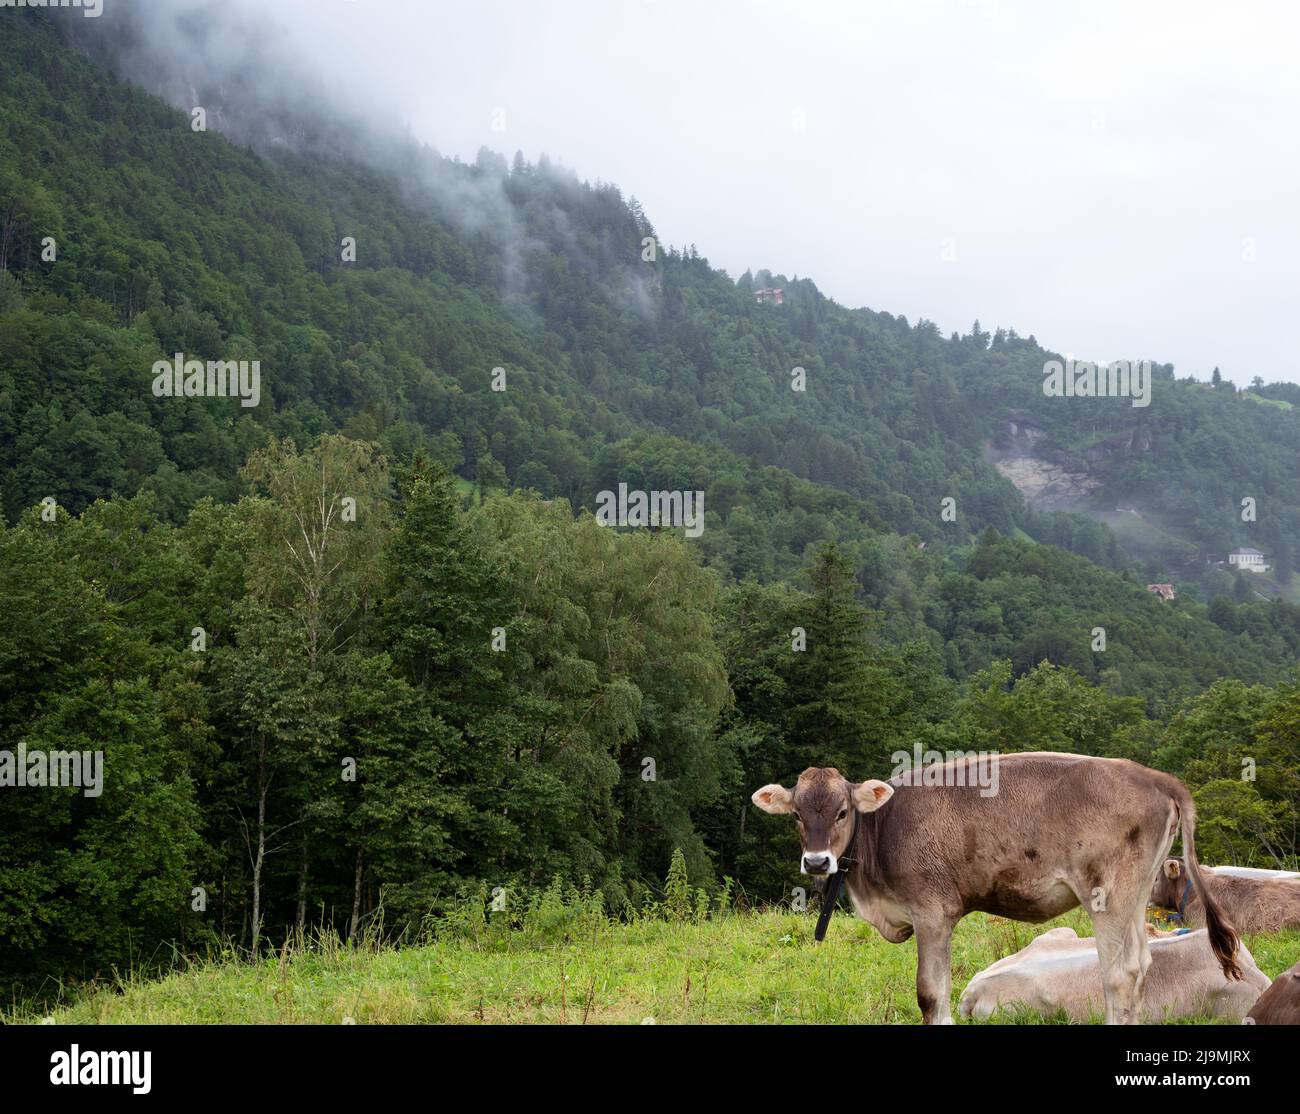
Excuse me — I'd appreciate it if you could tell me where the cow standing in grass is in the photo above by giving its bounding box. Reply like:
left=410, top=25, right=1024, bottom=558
left=752, top=752, right=1242, bottom=1024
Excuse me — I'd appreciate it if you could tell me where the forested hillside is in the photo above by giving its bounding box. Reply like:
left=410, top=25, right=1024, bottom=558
left=1, top=8, right=1298, bottom=1004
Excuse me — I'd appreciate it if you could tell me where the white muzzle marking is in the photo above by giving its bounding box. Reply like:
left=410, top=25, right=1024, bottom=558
left=800, top=850, right=838, bottom=875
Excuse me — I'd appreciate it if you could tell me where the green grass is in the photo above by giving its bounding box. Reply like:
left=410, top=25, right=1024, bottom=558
left=11, top=910, right=1299, bottom=1025
left=1242, top=392, right=1294, bottom=411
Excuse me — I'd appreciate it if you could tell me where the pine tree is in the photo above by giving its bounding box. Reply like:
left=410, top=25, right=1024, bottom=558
left=384, top=462, right=511, bottom=718
left=783, top=543, right=899, bottom=775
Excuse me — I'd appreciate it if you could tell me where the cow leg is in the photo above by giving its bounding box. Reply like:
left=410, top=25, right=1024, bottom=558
left=1095, top=808, right=1172, bottom=1022
left=1090, top=908, right=1148, bottom=1024
left=914, top=917, right=956, bottom=1025
left=1123, top=821, right=1172, bottom=1017
left=1131, top=904, right=1153, bottom=1007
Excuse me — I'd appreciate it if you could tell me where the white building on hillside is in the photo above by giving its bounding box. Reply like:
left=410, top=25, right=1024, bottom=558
left=1228, top=546, right=1270, bottom=573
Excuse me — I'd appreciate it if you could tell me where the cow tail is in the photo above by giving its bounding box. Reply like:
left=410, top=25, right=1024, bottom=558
left=1177, top=789, right=1242, bottom=981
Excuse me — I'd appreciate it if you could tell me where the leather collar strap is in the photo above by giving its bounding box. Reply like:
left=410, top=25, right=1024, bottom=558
left=813, top=806, right=860, bottom=942
left=814, top=871, right=842, bottom=941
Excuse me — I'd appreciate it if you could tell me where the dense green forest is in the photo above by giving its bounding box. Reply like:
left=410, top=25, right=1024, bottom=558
left=1, top=9, right=1298, bottom=1003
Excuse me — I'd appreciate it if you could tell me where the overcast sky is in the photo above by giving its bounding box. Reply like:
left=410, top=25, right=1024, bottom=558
left=162, top=0, right=1300, bottom=385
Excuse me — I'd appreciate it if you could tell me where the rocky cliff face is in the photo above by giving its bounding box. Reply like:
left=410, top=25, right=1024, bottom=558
left=988, top=413, right=1100, bottom=510
left=992, top=456, right=1100, bottom=509
left=1083, top=423, right=1159, bottom=466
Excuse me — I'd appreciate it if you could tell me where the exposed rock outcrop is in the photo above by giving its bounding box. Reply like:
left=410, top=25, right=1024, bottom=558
left=993, top=456, right=1100, bottom=509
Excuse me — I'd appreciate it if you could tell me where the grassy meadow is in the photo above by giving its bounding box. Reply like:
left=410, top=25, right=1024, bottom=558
left=11, top=904, right=1300, bottom=1026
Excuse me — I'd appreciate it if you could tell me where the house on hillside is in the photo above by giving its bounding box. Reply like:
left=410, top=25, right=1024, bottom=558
left=754, top=287, right=784, bottom=305
left=1228, top=546, right=1270, bottom=573
left=1146, top=583, right=1176, bottom=601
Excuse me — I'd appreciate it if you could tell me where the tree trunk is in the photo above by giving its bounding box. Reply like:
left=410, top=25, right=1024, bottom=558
left=294, top=829, right=309, bottom=939
left=348, top=848, right=364, bottom=942
left=0, top=205, right=16, bottom=273
left=250, top=741, right=267, bottom=955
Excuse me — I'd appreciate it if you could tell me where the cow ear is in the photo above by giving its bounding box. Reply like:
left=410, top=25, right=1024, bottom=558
left=1163, top=859, right=1182, bottom=880
left=752, top=784, right=794, bottom=814
left=853, top=779, right=894, bottom=812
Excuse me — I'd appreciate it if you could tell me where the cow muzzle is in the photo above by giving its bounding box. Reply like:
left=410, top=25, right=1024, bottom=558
left=801, top=851, right=838, bottom=876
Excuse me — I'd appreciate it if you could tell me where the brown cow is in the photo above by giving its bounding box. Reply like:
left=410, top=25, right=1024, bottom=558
left=1245, top=960, right=1300, bottom=1025
left=1151, top=858, right=1300, bottom=934
left=752, top=752, right=1241, bottom=1024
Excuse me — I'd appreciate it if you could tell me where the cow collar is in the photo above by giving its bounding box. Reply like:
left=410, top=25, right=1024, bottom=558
left=1160, top=877, right=1195, bottom=923
left=813, top=806, right=860, bottom=942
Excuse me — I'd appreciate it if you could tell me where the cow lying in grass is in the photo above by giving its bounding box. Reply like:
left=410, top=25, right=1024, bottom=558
left=958, top=926, right=1270, bottom=1022
left=1245, top=959, right=1300, bottom=1025
left=1211, top=865, right=1300, bottom=882
left=752, top=753, right=1242, bottom=1024
left=1151, top=858, right=1300, bottom=934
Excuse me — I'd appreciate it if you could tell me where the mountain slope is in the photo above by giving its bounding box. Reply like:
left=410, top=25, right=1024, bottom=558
left=1, top=5, right=1298, bottom=700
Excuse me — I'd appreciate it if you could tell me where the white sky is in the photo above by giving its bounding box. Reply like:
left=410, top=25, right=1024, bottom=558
left=170, top=0, right=1300, bottom=384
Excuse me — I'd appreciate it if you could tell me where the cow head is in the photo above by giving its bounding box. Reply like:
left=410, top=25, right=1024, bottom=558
left=751, top=766, right=894, bottom=876
left=1149, top=857, right=1189, bottom=911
